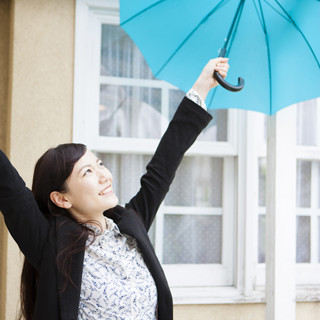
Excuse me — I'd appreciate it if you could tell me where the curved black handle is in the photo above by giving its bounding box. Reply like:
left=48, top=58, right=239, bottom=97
left=213, top=70, right=244, bottom=92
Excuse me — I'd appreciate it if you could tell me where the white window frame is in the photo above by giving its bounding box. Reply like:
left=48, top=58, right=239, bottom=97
left=74, top=0, right=320, bottom=305
left=254, top=101, right=320, bottom=302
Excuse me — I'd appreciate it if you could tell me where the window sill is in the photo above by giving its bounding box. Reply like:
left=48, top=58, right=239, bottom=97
left=171, top=287, right=264, bottom=305
left=171, top=286, right=320, bottom=305
left=296, top=285, right=320, bottom=302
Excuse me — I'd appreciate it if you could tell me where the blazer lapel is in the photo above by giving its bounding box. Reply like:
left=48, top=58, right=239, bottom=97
left=111, top=206, right=172, bottom=319
left=55, top=215, right=86, bottom=320
left=112, top=206, right=170, bottom=286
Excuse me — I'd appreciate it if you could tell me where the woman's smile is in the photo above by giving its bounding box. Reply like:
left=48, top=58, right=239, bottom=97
left=99, top=184, right=113, bottom=196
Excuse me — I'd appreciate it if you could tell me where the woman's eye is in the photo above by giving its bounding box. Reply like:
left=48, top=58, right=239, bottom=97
left=98, top=161, right=104, bottom=167
left=83, top=168, right=92, bottom=176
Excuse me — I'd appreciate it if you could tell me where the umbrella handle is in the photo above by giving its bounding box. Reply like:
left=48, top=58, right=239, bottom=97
left=213, top=70, right=244, bottom=92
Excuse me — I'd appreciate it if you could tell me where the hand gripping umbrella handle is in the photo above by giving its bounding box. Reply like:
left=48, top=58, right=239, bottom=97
left=213, top=70, right=244, bottom=92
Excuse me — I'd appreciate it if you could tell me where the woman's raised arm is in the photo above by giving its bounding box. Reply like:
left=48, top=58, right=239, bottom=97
left=126, top=58, right=229, bottom=230
left=0, top=150, right=50, bottom=269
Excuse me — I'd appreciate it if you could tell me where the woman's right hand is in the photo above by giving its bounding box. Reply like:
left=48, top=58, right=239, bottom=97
left=191, top=57, right=229, bottom=101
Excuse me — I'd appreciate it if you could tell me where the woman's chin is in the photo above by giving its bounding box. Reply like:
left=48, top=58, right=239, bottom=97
left=104, top=195, right=119, bottom=210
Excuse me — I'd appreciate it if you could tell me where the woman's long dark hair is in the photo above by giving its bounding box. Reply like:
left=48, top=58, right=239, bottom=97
left=19, top=143, right=97, bottom=320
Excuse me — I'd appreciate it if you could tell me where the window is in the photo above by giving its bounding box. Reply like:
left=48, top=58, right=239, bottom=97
left=74, top=0, right=237, bottom=297
left=256, top=100, right=320, bottom=288
left=74, top=0, right=320, bottom=304
left=295, top=100, right=320, bottom=286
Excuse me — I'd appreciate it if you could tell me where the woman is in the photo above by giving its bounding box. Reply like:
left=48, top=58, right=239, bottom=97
left=0, top=57, right=229, bottom=320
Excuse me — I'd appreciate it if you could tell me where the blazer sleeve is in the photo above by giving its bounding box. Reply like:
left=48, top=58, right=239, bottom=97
left=126, top=97, right=212, bottom=231
left=0, top=150, right=50, bottom=268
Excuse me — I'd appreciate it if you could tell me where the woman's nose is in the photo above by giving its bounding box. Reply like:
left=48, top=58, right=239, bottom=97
left=98, top=168, right=112, bottom=183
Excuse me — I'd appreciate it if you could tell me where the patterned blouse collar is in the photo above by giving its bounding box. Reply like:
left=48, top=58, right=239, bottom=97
left=84, top=217, right=120, bottom=236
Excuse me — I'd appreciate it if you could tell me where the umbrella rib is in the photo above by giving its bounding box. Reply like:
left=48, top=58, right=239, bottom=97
left=258, top=0, right=273, bottom=114
left=263, top=0, right=291, bottom=23
left=252, top=0, right=264, bottom=30
left=273, top=0, right=320, bottom=69
left=120, top=0, right=166, bottom=26
left=155, top=0, right=229, bottom=77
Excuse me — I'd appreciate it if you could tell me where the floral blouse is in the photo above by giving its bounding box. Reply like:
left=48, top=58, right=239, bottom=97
left=78, top=217, right=158, bottom=320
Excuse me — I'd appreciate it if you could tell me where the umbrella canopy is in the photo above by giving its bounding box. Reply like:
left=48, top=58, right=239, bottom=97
left=120, top=0, right=320, bottom=115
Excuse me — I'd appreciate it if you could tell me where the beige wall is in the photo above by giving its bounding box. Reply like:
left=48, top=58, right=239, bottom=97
left=0, top=0, right=10, bottom=151
left=0, top=0, right=75, bottom=319
left=9, top=0, right=75, bottom=179
left=0, top=1, right=319, bottom=319
left=174, top=303, right=265, bottom=320
left=174, top=302, right=320, bottom=320
left=0, top=1, right=11, bottom=319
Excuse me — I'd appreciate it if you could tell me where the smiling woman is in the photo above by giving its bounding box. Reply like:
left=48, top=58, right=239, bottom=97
left=50, top=149, right=119, bottom=229
left=0, top=57, right=229, bottom=320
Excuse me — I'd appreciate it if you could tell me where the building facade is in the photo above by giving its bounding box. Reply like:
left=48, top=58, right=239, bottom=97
left=0, top=0, right=320, bottom=319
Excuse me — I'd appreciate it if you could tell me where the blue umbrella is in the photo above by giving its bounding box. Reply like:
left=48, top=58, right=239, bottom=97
left=120, top=0, right=320, bottom=115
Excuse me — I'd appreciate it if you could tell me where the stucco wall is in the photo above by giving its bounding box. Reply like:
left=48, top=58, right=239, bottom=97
left=0, top=0, right=75, bottom=318
left=9, top=0, right=75, bottom=176
left=174, top=303, right=265, bottom=320
left=0, top=1, right=11, bottom=319
left=174, top=302, right=320, bottom=320
left=0, top=0, right=10, bottom=150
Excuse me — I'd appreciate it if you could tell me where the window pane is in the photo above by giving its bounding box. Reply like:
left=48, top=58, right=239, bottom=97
left=101, top=25, right=154, bottom=79
left=258, top=215, right=313, bottom=264
left=296, top=99, right=317, bottom=146
left=263, top=115, right=267, bottom=145
left=296, top=216, right=311, bottom=263
left=163, top=214, right=221, bottom=264
left=296, top=160, right=311, bottom=208
left=199, top=109, right=228, bottom=142
left=319, top=217, right=320, bottom=263
left=148, top=223, right=156, bottom=247
left=99, top=85, right=162, bottom=138
left=169, top=89, right=185, bottom=119
left=258, top=214, right=266, bottom=263
left=96, top=154, right=222, bottom=209
left=100, top=23, right=229, bottom=142
left=165, top=157, right=223, bottom=207
left=318, top=163, right=320, bottom=209
left=169, top=89, right=228, bottom=142
left=259, top=158, right=266, bottom=207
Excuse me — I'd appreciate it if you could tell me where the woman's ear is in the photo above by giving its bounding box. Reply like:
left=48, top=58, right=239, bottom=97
left=50, top=191, right=72, bottom=209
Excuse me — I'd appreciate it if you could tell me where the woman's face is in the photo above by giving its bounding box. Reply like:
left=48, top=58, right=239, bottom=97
left=62, top=150, right=119, bottom=220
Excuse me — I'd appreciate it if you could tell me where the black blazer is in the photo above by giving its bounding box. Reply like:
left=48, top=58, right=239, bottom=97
left=0, top=97, right=212, bottom=320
